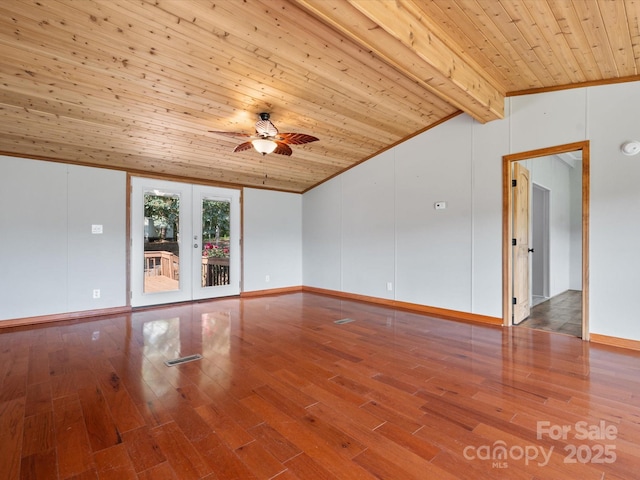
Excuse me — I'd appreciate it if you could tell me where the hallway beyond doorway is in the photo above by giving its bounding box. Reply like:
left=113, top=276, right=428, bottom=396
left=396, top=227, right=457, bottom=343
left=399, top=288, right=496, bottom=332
left=518, top=290, right=582, bottom=337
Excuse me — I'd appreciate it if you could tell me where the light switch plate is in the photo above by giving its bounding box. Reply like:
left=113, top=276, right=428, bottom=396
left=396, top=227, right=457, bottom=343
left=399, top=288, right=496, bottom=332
left=91, top=224, right=103, bottom=234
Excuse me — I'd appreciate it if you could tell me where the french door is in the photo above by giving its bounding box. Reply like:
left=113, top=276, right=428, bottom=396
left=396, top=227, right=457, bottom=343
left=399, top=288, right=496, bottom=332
left=131, top=178, right=240, bottom=307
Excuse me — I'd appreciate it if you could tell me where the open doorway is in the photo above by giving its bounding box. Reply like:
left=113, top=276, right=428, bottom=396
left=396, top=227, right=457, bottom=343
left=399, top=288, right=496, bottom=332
left=502, top=141, right=589, bottom=340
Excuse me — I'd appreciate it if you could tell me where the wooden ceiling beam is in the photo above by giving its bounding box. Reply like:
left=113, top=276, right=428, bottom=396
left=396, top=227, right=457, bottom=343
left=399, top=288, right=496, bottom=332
left=294, top=0, right=504, bottom=124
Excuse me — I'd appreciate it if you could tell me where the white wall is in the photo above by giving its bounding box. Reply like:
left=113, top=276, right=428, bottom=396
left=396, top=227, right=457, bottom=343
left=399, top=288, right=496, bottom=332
left=588, top=82, right=640, bottom=340
left=302, top=178, right=342, bottom=291
left=342, top=152, right=395, bottom=299
left=303, top=81, right=640, bottom=341
left=0, top=156, right=126, bottom=320
left=304, top=114, right=505, bottom=316
left=395, top=116, right=473, bottom=310
left=242, top=188, right=302, bottom=292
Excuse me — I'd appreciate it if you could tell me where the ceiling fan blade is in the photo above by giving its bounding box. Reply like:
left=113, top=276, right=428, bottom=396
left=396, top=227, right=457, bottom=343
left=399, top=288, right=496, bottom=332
left=255, top=119, right=278, bottom=137
left=233, top=141, right=253, bottom=152
left=209, top=131, right=252, bottom=138
left=273, top=142, right=292, bottom=156
left=276, top=133, right=319, bottom=145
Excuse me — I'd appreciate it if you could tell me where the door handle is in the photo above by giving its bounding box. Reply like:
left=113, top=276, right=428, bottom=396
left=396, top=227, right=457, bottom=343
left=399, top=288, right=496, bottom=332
left=528, top=248, right=534, bottom=253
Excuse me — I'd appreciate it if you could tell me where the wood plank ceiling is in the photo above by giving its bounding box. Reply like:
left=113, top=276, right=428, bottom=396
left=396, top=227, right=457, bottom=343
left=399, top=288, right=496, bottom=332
left=0, top=0, right=638, bottom=193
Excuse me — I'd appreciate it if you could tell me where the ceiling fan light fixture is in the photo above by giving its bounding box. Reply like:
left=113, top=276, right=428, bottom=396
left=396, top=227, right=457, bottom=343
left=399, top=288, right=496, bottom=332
left=251, top=138, right=277, bottom=155
left=620, top=140, right=640, bottom=156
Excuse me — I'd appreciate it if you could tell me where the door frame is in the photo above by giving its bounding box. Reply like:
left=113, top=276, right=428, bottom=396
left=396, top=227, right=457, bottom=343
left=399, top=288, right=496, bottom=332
left=502, top=141, right=590, bottom=340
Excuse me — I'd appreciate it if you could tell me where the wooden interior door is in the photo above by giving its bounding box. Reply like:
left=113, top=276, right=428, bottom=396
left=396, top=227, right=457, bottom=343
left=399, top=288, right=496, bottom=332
left=512, top=162, right=530, bottom=324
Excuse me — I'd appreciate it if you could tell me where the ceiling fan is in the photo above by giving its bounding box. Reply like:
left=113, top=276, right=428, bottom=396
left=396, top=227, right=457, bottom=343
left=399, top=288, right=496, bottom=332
left=209, top=113, right=319, bottom=156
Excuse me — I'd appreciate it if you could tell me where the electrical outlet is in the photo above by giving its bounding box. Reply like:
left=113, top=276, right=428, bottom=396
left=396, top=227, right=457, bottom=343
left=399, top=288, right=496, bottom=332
left=386, top=282, right=393, bottom=291
left=92, top=289, right=101, bottom=299
left=265, top=275, right=270, bottom=282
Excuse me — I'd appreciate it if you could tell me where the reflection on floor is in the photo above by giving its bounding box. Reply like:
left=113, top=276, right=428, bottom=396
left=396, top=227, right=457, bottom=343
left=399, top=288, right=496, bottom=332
left=519, top=289, right=582, bottom=337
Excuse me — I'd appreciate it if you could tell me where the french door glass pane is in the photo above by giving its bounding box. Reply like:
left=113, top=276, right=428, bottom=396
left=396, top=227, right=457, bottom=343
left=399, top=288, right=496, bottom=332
left=200, top=198, right=231, bottom=288
left=143, top=192, right=180, bottom=293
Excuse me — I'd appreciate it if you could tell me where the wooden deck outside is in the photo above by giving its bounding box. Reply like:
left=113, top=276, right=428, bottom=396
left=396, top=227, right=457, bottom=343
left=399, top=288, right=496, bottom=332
left=143, top=252, right=230, bottom=292
left=144, top=251, right=180, bottom=293
left=1, top=292, right=639, bottom=479
left=143, top=275, right=180, bottom=293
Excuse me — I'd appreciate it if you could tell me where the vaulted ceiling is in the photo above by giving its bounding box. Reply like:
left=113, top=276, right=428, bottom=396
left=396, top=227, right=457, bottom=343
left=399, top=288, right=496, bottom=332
left=1, top=0, right=638, bottom=193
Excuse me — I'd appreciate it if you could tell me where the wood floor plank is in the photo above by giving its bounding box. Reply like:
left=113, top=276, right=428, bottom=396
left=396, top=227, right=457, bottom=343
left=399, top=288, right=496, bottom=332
left=194, top=402, right=255, bottom=450
left=246, top=422, right=303, bottom=463
left=0, top=397, right=26, bottom=480
left=2, top=292, right=640, bottom=479
left=234, top=440, right=287, bottom=479
left=27, top=343, right=50, bottom=383
left=298, top=412, right=367, bottom=459
left=0, top=374, right=28, bottom=403
left=169, top=403, right=217, bottom=443
left=133, top=396, right=174, bottom=429
left=93, top=444, right=137, bottom=480
left=283, top=452, right=338, bottom=480
left=77, top=385, right=121, bottom=452
left=121, top=426, right=167, bottom=474
left=270, top=469, right=304, bottom=480
left=306, top=401, right=449, bottom=479
left=136, top=462, right=178, bottom=480
left=373, top=421, right=440, bottom=461
left=20, top=448, right=57, bottom=480
left=106, top=354, right=174, bottom=428
left=150, top=421, right=211, bottom=480
left=202, top=391, right=264, bottom=431
left=252, top=383, right=313, bottom=419
left=91, top=360, right=145, bottom=434
left=21, top=411, right=55, bottom=458
left=240, top=394, right=377, bottom=479
left=353, top=447, right=457, bottom=480
left=53, top=394, right=95, bottom=479
left=63, top=468, right=98, bottom=480
left=360, top=400, right=423, bottom=433
left=24, top=381, right=52, bottom=418
left=189, top=433, right=258, bottom=479
left=301, top=377, right=373, bottom=413
left=50, top=372, right=78, bottom=400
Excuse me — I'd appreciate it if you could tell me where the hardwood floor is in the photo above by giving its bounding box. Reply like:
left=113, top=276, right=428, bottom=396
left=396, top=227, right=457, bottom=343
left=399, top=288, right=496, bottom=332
left=519, top=290, right=582, bottom=337
left=1, top=292, right=639, bottom=479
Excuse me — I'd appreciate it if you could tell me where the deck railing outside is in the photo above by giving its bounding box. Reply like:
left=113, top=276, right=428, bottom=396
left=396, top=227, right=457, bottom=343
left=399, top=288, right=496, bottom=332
left=144, top=251, right=229, bottom=287
left=144, top=251, right=179, bottom=279
left=202, top=257, right=230, bottom=286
